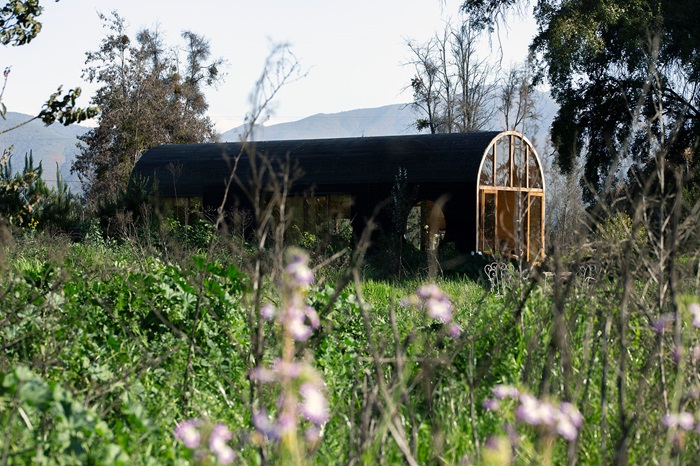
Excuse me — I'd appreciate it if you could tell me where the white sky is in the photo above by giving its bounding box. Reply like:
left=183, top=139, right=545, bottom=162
left=2, top=0, right=536, bottom=133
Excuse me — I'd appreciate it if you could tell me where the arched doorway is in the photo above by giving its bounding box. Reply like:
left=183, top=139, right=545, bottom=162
left=406, top=200, right=446, bottom=251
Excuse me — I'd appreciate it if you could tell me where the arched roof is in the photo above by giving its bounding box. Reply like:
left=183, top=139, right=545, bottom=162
left=132, top=132, right=503, bottom=198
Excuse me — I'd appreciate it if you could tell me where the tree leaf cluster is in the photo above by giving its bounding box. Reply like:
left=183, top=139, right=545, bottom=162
left=72, top=11, right=224, bottom=208
left=461, top=0, right=700, bottom=200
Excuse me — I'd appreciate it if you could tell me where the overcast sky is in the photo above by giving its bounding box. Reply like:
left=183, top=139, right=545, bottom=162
left=2, top=0, right=536, bottom=133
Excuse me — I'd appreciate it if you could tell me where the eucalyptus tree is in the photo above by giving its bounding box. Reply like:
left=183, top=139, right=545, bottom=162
left=73, top=11, right=223, bottom=207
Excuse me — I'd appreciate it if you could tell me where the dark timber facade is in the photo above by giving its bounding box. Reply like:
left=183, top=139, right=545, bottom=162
left=132, top=131, right=545, bottom=261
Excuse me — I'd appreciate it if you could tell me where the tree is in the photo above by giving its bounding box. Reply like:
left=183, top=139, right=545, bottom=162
left=406, top=18, right=497, bottom=134
left=73, top=12, right=223, bottom=207
left=461, top=0, right=700, bottom=200
left=498, top=62, right=539, bottom=133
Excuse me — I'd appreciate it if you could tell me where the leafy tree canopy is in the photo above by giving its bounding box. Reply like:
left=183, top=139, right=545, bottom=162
left=73, top=11, right=224, bottom=207
left=462, top=0, right=700, bottom=199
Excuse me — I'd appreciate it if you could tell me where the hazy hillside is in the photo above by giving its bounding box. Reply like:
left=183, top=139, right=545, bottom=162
left=221, top=95, right=557, bottom=147
left=0, top=112, right=88, bottom=190
left=221, top=104, right=422, bottom=142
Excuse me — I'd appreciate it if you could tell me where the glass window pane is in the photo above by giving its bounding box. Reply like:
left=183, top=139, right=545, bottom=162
left=513, top=137, right=526, bottom=188
left=482, top=192, right=496, bottom=253
left=480, top=146, right=494, bottom=186
left=495, top=136, right=510, bottom=186
left=528, top=150, right=543, bottom=189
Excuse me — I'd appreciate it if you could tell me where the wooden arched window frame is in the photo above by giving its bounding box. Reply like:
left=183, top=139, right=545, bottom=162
left=476, top=131, right=545, bottom=262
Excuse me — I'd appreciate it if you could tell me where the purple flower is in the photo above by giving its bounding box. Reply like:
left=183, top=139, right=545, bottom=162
left=261, top=303, right=276, bottom=320
left=209, top=423, right=235, bottom=464
left=287, top=317, right=313, bottom=341
left=304, top=306, right=321, bottom=330
left=652, top=315, right=673, bottom=333
left=285, top=250, right=314, bottom=286
left=271, top=360, right=302, bottom=379
left=679, top=412, right=695, bottom=431
left=249, top=366, right=277, bottom=383
left=482, top=398, right=500, bottom=411
left=559, top=402, right=583, bottom=428
left=417, top=284, right=442, bottom=300
left=448, top=323, right=462, bottom=338
left=305, top=426, right=321, bottom=443
left=690, top=303, right=700, bottom=328
left=427, top=297, right=453, bottom=323
left=300, top=382, right=330, bottom=425
left=515, top=394, right=556, bottom=427
left=664, top=412, right=695, bottom=431
left=253, top=410, right=279, bottom=439
left=492, top=384, right=519, bottom=400
left=556, top=417, right=578, bottom=441
left=174, top=419, right=202, bottom=449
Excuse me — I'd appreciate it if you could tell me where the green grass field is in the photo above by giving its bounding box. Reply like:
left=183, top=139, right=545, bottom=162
left=2, top=224, right=700, bottom=465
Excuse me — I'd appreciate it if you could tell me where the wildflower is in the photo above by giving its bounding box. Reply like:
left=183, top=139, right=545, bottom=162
left=690, top=303, right=700, bottom=328
left=652, top=315, right=673, bottom=333
left=271, top=360, right=302, bottom=379
left=515, top=393, right=556, bottom=427
left=261, top=303, right=276, bottom=320
left=482, top=398, right=500, bottom=411
left=287, top=315, right=314, bottom=341
left=249, top=366, right=277, bottom=383
left=174, top=419, right=201, bottom=449
left=252, top=410, right=279, bottom=439
left=300, top=382, right=330, bottom=425
left=304, top=305, right=321, bottom=330
left=492, top=384, right=519, bottom=400
left=417, top=284, right=442, bottom=300
left=285, top=249, right=314, bottom=287
left=664, top=412, right=695, bottom=431
left=426, top=297, right=453, bottom=323
left=559, top=402, right=584, bottom=428
left=209, top=423, right=236, bottom=464
left=305, top=426, right=321, bottom=443
left=448, top=323, right=462, bottom=338
left=555, top=416, right=578, bottom=441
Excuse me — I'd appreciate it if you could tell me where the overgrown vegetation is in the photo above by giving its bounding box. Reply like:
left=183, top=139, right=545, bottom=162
left=3, top=0, right=700, bottom=464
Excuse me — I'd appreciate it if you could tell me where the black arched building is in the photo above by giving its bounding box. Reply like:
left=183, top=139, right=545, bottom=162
left=132, top=131, right=545, bottom=261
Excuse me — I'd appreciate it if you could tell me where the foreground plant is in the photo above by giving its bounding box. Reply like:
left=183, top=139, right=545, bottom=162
left=482, top=384, right=583, bottom=465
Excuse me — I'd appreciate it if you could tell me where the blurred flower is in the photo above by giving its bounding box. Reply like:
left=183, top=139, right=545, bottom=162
left=304, top=305, right=320, bottom=329
left=252, top=410, right=279, bottom=440
left=261, top=303, right=276, bottom=320
left=305, top=426, right=321, bottom=443
left=489, top=385, right=583, bottom=441
left=285, top=249, right=314, bottom=287
left=448, top=323, right=462, bottom=338
left=174, top=419, right=202, bottom=449
left=663, top=412, right=695, bottom=431
left=416, top=284, right=454, bottom=323
left=560, top=402, right=584, bottom=428
left=482, top=398, right=500, bottom=411
left=287, top=315, right=314, bottom=341
left=652, top=315, right=674, bottom=333
left=209, top=423, right=236, bottom=464
left=272, top=360, right=302, bottom=379
left=515, top=394, right=556, bottom=427
left=492, top=384, right=519, bottom=400
left=300, top=382, right=329, bottom=425
left=690, top=303, right=700, bottom=328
